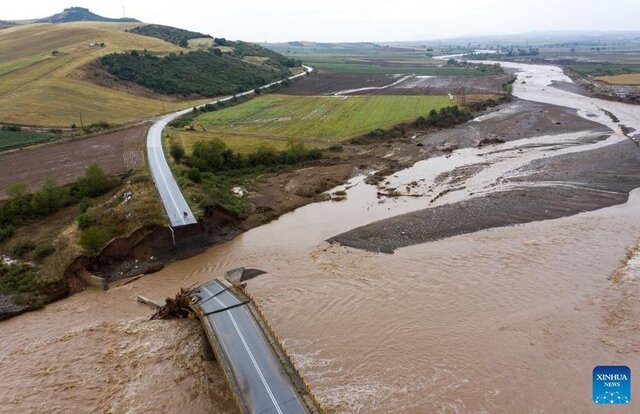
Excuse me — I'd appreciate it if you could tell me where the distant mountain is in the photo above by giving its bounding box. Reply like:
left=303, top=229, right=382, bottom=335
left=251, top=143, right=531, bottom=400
left=385, top=31, right=640, bottom=47
left=36, top=7, right=139, bottom=24
left=0, top=20, right=16, bottom=28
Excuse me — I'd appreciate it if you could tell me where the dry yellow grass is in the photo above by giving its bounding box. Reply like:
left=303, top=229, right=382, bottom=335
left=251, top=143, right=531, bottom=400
left=188, top=37, right=214, bottom=50
left=595, top=74, right=640, bottom=85
left=0, top=22, right=208, bottom=126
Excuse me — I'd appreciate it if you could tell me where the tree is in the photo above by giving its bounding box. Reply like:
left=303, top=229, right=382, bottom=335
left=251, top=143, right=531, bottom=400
left=6, top=183, right=31, bottom=218
left=191, top=139, right=227, bottom=172
left=170, top=141, right=185, bottom=164
left=76, top=164, right=111, bottom=198
left=30, top=177, right=69, bottom=215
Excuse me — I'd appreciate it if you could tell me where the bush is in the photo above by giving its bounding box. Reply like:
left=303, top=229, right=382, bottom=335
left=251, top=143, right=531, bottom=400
left=80, top=226, right=112, bottom=254
left=186, top=167, right=202, bottom=183
left=0, top=226, right=14, bottom=243
left=191, top=139, right=228, bottom=172
left=33, top=243, right=56, bottom=260
left=0, top=263, right=46, bottom=295
left=2, top=125, right=21, bottom=132
left=30, top=177, right=70, bottom=216
left=170, top=141, right=185, bottom=164
left=78, top=197, right=92, bottom=214
left=77, top=210, right=95, bottom=229
left=76, top=164, right=112, bottom=198
left=13, top=239, right=36, bottom=258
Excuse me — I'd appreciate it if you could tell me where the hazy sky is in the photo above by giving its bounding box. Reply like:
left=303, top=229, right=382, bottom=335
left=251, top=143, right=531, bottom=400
left=3, top=0, right=640, bottom=42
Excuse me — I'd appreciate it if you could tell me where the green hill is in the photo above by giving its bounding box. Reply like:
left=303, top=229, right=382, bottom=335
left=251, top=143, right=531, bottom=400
left=128, top=24, right=211, bottom=47
left=99, top=49, right=288, bottom=97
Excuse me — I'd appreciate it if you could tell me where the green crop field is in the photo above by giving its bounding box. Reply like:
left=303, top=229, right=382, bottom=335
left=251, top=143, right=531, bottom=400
left=0, top=129, right=56, bottom=151
left=171, top=94, right=453, bottom=153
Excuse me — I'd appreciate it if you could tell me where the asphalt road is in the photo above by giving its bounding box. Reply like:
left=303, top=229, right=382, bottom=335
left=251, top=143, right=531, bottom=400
left=147, top=66, right=313, bottom=227
left=195, top=280, right=308, bottom=414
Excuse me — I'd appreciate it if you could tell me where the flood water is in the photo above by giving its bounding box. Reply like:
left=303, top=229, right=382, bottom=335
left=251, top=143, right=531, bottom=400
left=1, top=61, right=640, bottom=413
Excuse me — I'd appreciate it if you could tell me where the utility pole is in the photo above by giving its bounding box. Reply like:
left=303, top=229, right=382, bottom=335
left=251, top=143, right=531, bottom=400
left=162, top=101, right=165, bottom=113
left=122, top=5, right=126, bottom=18
left=79, top=112, right=84, bottom=130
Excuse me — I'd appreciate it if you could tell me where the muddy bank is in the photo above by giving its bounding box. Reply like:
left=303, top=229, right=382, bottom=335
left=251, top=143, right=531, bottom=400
left=562, top=67, right=640, bottom=105
left=330, top=138, right=640, bottom=253
left=418, top=98, right=609, bottom=149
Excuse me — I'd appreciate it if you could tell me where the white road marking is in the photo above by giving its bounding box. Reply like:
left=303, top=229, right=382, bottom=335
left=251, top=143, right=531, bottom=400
left=202, top=286, right=285, bottom=414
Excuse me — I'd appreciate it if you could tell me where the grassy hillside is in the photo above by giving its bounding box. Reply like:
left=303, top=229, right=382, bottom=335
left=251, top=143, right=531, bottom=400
left=170, top=94, right=453, bottom=153
left=0, top=22, right=207, bottom=126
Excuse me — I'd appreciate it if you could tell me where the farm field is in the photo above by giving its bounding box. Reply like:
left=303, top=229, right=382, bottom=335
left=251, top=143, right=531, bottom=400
left=0, top=129, right=56, bottom=150
left=0, top=22, right=207, bottom=127
left=594, top=73, right=640, bottom=85
left=0, top=124, right=147, bottom=197
left=567, top=63, right=640, bottom=76
left=299, top=58, right=485, bottom=75
left=170, top=94, right=452, bottom=153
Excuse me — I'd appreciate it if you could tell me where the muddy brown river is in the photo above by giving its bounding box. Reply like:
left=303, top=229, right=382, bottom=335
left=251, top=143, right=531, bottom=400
left=1, top=61, right=640, bottom=413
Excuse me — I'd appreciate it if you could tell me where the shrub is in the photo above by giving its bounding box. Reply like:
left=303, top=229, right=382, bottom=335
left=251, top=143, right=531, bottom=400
left=186, top=167, right=202, bottom=183
left=0, top=263, right=46, bottom=295
left=191, top=139, right=227, bottom=172
left=80, top=226, right=112, bottom=254
left=0, top=226, right=14, bottom=243
left=170, top=141, right=185, bottom=164
left=33, top=243, right=56, bottom=260
left=77, top=210, right=95, bottom=229
left=30, top=177, right=70, bottom=216
left=13, top=239, right=36, bottom=258
left=76, top=164, right=112, bottom=198
left=78, top=197, right=92, bottom=214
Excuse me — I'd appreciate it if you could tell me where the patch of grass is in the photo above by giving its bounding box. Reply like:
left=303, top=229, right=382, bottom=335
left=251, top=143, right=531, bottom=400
left=0, top=129, right=57, bottom=151
left=175, top=94, right=452, bottom=149
left=33, top=243, right=56, bottom=260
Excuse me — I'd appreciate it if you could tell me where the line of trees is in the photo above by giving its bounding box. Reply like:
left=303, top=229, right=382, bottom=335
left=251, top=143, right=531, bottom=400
left=0, top=164, right=115, bottom=228
left=171, top=137, right=321, bottom=178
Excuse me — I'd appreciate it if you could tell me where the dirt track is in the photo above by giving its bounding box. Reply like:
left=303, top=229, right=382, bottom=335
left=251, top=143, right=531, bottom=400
left=0, top=125, right=147, bottom=197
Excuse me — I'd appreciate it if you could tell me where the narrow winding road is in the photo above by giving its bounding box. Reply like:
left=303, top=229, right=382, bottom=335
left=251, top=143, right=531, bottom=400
left=147, top=66, right=313, bottom=227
